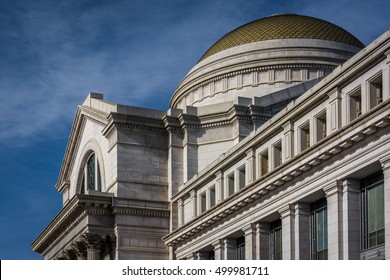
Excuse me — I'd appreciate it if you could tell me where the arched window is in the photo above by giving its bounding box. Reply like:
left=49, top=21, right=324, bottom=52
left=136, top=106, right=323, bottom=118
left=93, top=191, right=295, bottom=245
left=80, top=153, right=102, bottom=193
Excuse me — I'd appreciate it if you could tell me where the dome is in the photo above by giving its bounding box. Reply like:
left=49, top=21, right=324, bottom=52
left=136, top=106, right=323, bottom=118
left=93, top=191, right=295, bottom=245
left=171, top=14, right=364, bottom=109
left=200, top=14, right=364, bottom=61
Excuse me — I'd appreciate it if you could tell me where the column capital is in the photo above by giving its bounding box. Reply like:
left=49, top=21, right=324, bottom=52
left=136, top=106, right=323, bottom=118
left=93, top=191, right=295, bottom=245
left=71, top=240, right=87, bottom=260
left=342, top=178, right=361, bottom=193
left=245, top=147, right=255, bottom=158
left=215, top=170, right=223, bottom=180
left=190, top=189, right=196, bottom=198
left=212, top=239, right=223, bottom=250
left=327, top=87, right=341, bottom=101
left=294, top=203, right=310, bottom=216
left=278, top=204, right=294, bottom=218
left=380, top=154, right=390, bottom=170
left=323, top=180, right=342, bottom=196
left=242, top=223, right=256, bottom=235
left=282, top=121, right=294, bottom=132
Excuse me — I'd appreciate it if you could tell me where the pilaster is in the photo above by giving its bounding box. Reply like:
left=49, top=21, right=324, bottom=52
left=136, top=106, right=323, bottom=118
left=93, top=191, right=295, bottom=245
left=256, top=223, right=270, bottom=260
left=342, top=179, right=361, bottom=260
left=212, top=239, right=224, bottom=260
left=242, top=223, right=256, bottom=260
left=279, top=205, right=295, bottom=260
left=223, top=238, right=237, bottom=260
left=282, top=121, right=294, bottom=162
left=324, top=180, right=343, bottom=260
left=327, top=87, right=342, bottom=130
left=245, top=148, right=256, bottom=184
left=380, top=155, right=390, bottom=259
left=294, top=203, right=310, bottom=259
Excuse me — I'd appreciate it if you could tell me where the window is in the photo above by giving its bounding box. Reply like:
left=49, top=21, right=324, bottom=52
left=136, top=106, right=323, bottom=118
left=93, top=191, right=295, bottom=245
left=227, top=172, right=235, bottom=197
left=315, top=111, right=327, bottom=142
left=260, top=149, right=269, bottom=176
left=209, top=185, right=216, bottom=208
left=299, top=122, right=310, bottom=152
left=361, top=172, right=384, bottom=250
left=236, top=236, right=245, bottom=260
left=199, top=192, right=207, bottom=214
left=311, top=198, right=328, bottom=260
left=273, top=141, right=282, bottom=168
left=270, top=219, right=282, bottom=260
left=349, top=87, right=362, bottom=121
left=80, top=153, right=102, bottom=193
left=238, top=165, right=246, bottom=189
left=369, top=74, right=383, bottom=109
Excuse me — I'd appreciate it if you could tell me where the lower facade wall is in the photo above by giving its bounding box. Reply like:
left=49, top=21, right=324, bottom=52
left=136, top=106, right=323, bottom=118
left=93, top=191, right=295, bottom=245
left=172, top=128, right=390, bottom=260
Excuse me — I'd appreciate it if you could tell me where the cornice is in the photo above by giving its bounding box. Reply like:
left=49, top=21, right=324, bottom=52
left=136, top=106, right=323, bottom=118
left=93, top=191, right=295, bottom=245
left=31, top=194, right=112, bottom=254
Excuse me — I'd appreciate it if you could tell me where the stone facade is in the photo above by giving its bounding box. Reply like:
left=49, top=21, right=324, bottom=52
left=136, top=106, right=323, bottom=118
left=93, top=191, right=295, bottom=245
left=32, top=14, right=390, bottom=260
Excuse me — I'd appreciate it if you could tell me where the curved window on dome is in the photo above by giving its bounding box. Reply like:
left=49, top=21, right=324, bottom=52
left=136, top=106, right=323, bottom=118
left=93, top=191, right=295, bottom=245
left=80, top=153, right=102, bottom=194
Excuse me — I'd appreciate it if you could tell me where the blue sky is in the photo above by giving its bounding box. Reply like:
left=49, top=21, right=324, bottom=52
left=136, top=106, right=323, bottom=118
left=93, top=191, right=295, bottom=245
left=0, top=0, right=389, bottom=260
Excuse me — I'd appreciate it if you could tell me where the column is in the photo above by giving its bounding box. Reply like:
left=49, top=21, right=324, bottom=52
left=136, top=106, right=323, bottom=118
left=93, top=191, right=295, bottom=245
left=282, top=121, right=294, bottom=162
left=327, top=87, right=342, bottom=130
left=177, top=199, right=183, bottom=227
left=256, top=223, right=270, bottom=260
left=87, top=248, right=100, bottom=260
left=212, top=239, right=224, bottom=260
left=380, top=155, right=390, bottom=259
left=324, top=180, right=343, bottom=260
left=215, top=171, right=224, bottom=202
left=279, top=205, right=295, bottom=260
left=169, top=246, right=176, bottom=260
left=245, top=148, right=256, bottom=184
left=384, top=50, right=390, bottom=102
left=223, top=238, right=237, bottom=260
left=195, top=251, right=209, bottom=260
left=72, top=240, right=87, bottom=260
left=243, top=223, right=256, bottom=260
left=342, top=179, right=361, bottom=260
left=190, top=190, right=197, bottom=219
left=82, top=233, right=103, bottom=260
left=294, top=203, right=310, bottom=259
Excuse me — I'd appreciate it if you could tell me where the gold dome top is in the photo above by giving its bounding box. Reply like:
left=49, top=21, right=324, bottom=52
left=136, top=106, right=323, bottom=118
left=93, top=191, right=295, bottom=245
left=199, top=14, right=364, bottom=61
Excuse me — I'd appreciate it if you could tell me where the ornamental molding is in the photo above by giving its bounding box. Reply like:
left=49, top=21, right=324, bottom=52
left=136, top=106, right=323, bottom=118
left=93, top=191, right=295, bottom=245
left=112, top=206, right=170, bottom=217
left=31, top=194, right=113, bottom=254
left=172, top=64, right=335, bottom=107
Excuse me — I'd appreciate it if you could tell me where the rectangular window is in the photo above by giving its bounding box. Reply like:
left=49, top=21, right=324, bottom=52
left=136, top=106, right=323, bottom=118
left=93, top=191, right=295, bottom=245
left=209, top=185, right=216, bottom=208
left=227, top=172, right=235, bottom=197
left=361, top=172, right=384, bottom=250
left=260, top=149, right=269, bottom=176
left=238, top=165, right=246, bottom=189
left=349, top=88, right=362, bottom=121
left=315, top=111, right=327, bottom=142
left=236, top=236, right=245, bottom=260
left=299, top=122, right=310, bottom=152
left=199, top=192, right=206, bottom=214
left=369, top=74, right=383, bottom=109
left=273, top=141, right=282, bottom=168
left=270, top=219, right=282, bottom=260
left=311, top=198, right=328, bottom=260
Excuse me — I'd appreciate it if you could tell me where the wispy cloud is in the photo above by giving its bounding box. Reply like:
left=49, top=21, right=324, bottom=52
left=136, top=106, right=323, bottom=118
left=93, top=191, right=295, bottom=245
left=1, top=0, right=389, bottom=145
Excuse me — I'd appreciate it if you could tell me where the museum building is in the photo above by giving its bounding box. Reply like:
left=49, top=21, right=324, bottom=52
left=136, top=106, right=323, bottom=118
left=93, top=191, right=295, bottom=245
left=31, top=14, right=390, bottom=260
